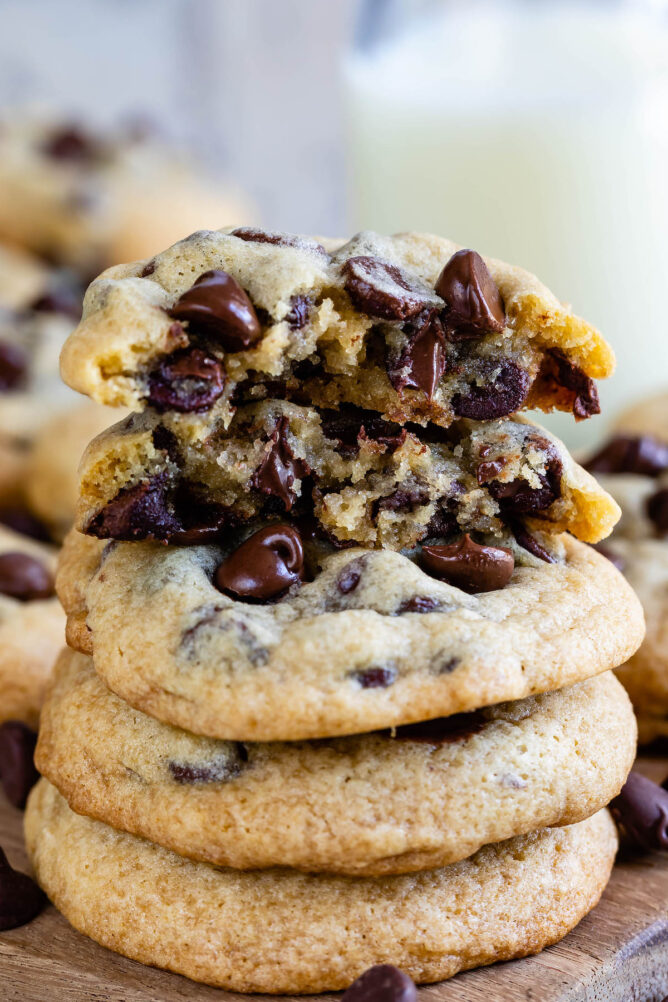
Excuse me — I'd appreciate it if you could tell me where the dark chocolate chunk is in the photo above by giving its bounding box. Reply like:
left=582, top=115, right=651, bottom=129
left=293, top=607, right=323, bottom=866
left=0, top=341, right=28, bottom=392
left=388, top=310, right=447, bottom=399
left=251, top=417, right=310, bottom=511
left=538, top=349, right=600, bottom=420
left=435, top=249, right=506, bottom=339
left=424, top=498, right=460, bottom=540
left=373, top=486, right=430, bottom=518
left=342, top=256, right=435, bottom=321
left=0, top=847, right=45, bottom=931
left=169, top=745, right=248, bottom=784
left=353, top=666, right=397, bottom=689
left=507, top=519, right=556, bottom=563
left=341, top=965, right=416, bottom=1002
left=392, top=710, right=487, bottom=744
left=452, top=362, right=531, bottom=420
left=140, top=260, right=156, bottom=277
left=610, top=772, right=668, bottom=852
left=647, top=487, right=668, bottom=535
left=85, top=474, right=179, bottom=541
left=585, top=434, right=668, bottom=477
left=147, top=347, right=225, bottom=413
left=169, top=270, right=261, bottom=351
left=486, top=444, right=563, bottom=514
left=0, top=553, right=54, bottom=601
left=320, top=406, right=405, bottom=456
left=40, top=124, right=99, bottom=162
left=337, top=566, right=362, bottom=595
left=0, top=722, right=39, bottom=808
left=0, top=508, right=51, bottom=543
left=476, top=458, right=506, bottom=482
left=420, top=534, right=514, bottom=593
left=231, top=228, right=328, bottom=257
left=215, top=524, right=304, bottom=602
left=396, top=595, right=440, bottom=614
left=285, top=295, right=311, bottom=330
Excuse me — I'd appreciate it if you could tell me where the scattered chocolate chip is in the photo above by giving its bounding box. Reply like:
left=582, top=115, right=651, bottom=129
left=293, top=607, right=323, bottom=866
left=85, top=474, right=179, bottom=541
left=610, top=772, right=668, bottom=852
left=0, top=508, right=51, bottom=543
left=585, top=434, right=668, bottom=477
left=373, top=486, right=430, bottom=518
left=0, top=553, right=54, bottom=601
left=169, top=270, right=261, bottom=351
left=591, top=542, right=625, bottom=572
left=647, top=487, right=668, bottom=535
left=285, top=295, right=312, bottom=330
left=337, top=566, right=362, bottom=594
left=392, top=710, right=487, bottom=744
left=40, top=124, right=99, bottom=162
left=0, top=847, right=45, bottom=931
left=320, top=406, right=405, bottom=456
left=342, top=256, right=436, bottom=321
left=420, top=534, right=514, bottom=593
left=169, top=745, right=248, bottom=784
left=507, top=519, right=556, bottom=563
left=0, top=722, right=38, bottom=808
left=476, top=458, right=506, bottom=482
left=147, top=347, right=225, bottom=413
left=250, top=417, right=310, bottom=511
left=487, top=448, right=563, bottom=514
left=341, top=965, right=416, bottom=1002
left=388, top=310, right=447, bottom=399
left=396, top=595, right=440, bottom=614
left=435, top=249, right=506, bottom=338
left=435, top=656, right=460, bottom=674
left=353, top=666, right=397, bottom=689
left=231, top=228, right=328, bottom=257
left=140, top=260, right=156, bottom=277
left=0, top=341, right=28, bottom=392
left=215, top=524, right=304, bottom=602
left=537, top=349, right=600, bottom=420
left=452, top=362, right=531, bottom=420
left=151, top=424, right=180, bottom=460
left=28, top=285, right=82, bottom=320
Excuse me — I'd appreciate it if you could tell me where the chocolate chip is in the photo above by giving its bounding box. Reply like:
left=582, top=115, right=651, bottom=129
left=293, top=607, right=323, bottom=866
left=140, top=260, right=156, bottom=277
left=231, top=228, right=328, bottom=257
left=40, top=125, right=99, bottom=162
left=538, top=349, right=600, bottom=420
left=341, top=965, right=416, bottom=1002
left=476, top=459, right=506, bottom=482
left=320, top=406, right=405, bottom=456
left=250, top=418, right=310, bottom=511
left=85, top=474, right=179, bottom=541
left=342, top=256, right=436, bottom=321
left=373, top=486, right=430, bottom=518
left=0, top=553, right=54, bottom=601
left=169, top=270, right=261, bottom=352
left=507, top=519, right=556, bottom=563
left=285, top=295, right=312, bottom=330
left=392, top=711, right=487, bottom=744
left=396, top=596, right=440, bottom=614
left=28, top=284, right=82, bottom=321
left=610, top=772, right=668, bottom=852
left=337, top=566, right=362, bottom=594
left=215, top=524, right=304, bottom=602
left=0, top=847, right=45, bottom=931
left=420, top=534, right=514, bottom=593
left=435, top=249, right=506, bottom=338
left=388, top=310, right=447, bottom=399
left=0, top=508, right=51, bottom=543
left=147, top=347, right=225, bottom=413
left=487, top=448, right=563, bottom=514
left=591, top=542, right=625, bottom=572
left=169, top=745, right=248, bottom=784
left=453, top=362, right=531, bottom=420
left=647, top=487, right=668, bottom=535
left=0, top=722, right=38, bottom=808
left=424, top=498, right=460, bottom=540
left=585, top=434, right=668, bottom=477
left=0, top=341, right=28, bottom=392
left=353, top=666, right=397, bottom=689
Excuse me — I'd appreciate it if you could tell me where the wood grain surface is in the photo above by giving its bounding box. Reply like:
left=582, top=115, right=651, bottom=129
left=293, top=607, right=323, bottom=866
left=1, top=758, right=667, bottom=1002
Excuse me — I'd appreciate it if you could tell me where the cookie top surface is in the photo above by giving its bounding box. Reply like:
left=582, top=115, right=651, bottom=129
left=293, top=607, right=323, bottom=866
left=25, top=779, right=617, bottom=994
left=57, top=529, right=643, bottom=740
left=60, top=228, right=614, bottom=428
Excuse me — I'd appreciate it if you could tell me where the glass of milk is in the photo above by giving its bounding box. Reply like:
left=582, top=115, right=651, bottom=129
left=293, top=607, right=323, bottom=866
left=343, top=0, right=668, bottom=447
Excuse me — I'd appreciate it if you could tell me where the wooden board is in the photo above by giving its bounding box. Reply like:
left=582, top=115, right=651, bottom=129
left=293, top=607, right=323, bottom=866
left=2, top=758, right=668, bottom=1002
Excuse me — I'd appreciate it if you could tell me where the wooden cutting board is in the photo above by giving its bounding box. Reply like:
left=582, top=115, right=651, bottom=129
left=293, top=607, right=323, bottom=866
left=2, top=758, right=668, bottom=1002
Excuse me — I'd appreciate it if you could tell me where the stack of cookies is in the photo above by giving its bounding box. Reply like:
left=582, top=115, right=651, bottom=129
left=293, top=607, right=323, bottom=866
left=25, top=229, right=644, bottom=993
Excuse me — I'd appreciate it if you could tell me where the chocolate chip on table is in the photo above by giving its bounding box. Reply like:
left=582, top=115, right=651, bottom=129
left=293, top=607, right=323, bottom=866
left=388, top=310, right=447, bottom=399
left=0, top=341, right=28, bottom=392
left=40, top=124, right=99, bottom=162
left=320, top=406, right=405, bottom=456
left=342, top=256, right=436, bottom=321
left=392, top=710, right=487, bottom=744
left=352, top=666, right=397, bottom=689
left=0, top=847, right=45, bottom=931
left=452, top=361, right=531, bottom=420
left=0, top=553, right=54, bottom=601
left=250, top=417, right=310, bottom=511
left=435, top=249, right=506, bottom=339
left=215, top=524, right=304, bottom=602
left=0, top=508, right=51, bottom=543
left=341, top=965, right=417, bottom=1002
left=610, top=772, right=668, bottom=852
left=169, top=745, right=248, bottom=784
left=0, top=721, right=39, bottom=808
left=231, top=227, right=329, bottom=257
left=537, top=348, right=600, bottom=420
left=585, top=434, right=668, bottom=477
left=507, top=519, right=556, bottom=563
left=420, top=534, right=514, bottom=593
left=647, top=487, right=668, bottom=535
left=169, top=270, right=261, bottom=352
left=147, top=347, right=225, bottom=413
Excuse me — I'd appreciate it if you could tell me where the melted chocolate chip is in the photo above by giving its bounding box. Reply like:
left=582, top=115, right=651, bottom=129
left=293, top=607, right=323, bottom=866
left=342, top=256, right=435, bottom=321
left=337, top=566, right=362, bottom=594
left=250, top=417, right=310, bottom=511
left=585, top=434, right=668, bottom=477
left=610, top=772, right=668, bottom=852
left=396, top=596, right=440, bottom=614
left=647, top=487, right=668, bottom=535
left=487, top=446, right=563, bottom=515
left=215, top=524, right=304, bottom=602
left=507, top=520, right=556, bottom=563
left=285, top=295, right=311, bottom=330
left=392, top=711, right=487, bottom=744
left=0, top=341, right=28, bottom=391
left=341, top=966, right=417, bottom=1002
left=476, top=458, right=506, bottom=482
left=0, top=508, right=51, bottom=543
left=373, top=486, right=430, bottom=518
left=421, top=534, right=514, bottom=593
left=169, top=270, right=261, bottom=351
left=538, top=349, right=600, bottom=420
left=169, top=745, right=248, bottom=784
left=85, top=474, right=180, bottom=541
left=40, top=125, right=99, bottom=162
left=388, top=310, right=447, bottom=399
left=424, top=499, right=460, bottom=540
left=353, top=666, right=397, bottom=689
left=435, top=249, right=506, bottom=339
left=231, top=228, right=328, bottom=257
left=0, top=553, right=54, bottom=601
left=320, top=406, right=405, bottom=456
left=0, top=848, right=45, bottom=931
left=147, top=347, right=225, bottom=413
left=0, top=722, right=38, bottom=808
left=452, top=362, right=531, bottom=420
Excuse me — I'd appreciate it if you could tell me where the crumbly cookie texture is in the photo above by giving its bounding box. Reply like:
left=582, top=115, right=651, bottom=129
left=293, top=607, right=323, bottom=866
left=0, top=526, right=62, bottom=728
left=60, top=228, right=614, bottom=428
left=25, top=780, right=617, bottom=995
left=56, top=529, right=643, bottom=740
left=38, top=649, right=634, bottom=876
left=76, top=402, right=618, bottom=549
left=0, top=117, right=254, bottom=272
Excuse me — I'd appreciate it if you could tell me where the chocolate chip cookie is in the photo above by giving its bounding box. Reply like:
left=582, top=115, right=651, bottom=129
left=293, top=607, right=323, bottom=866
left=25, top=779, right=617, bottom=994
left=60, top=228, right=613, bottom=429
